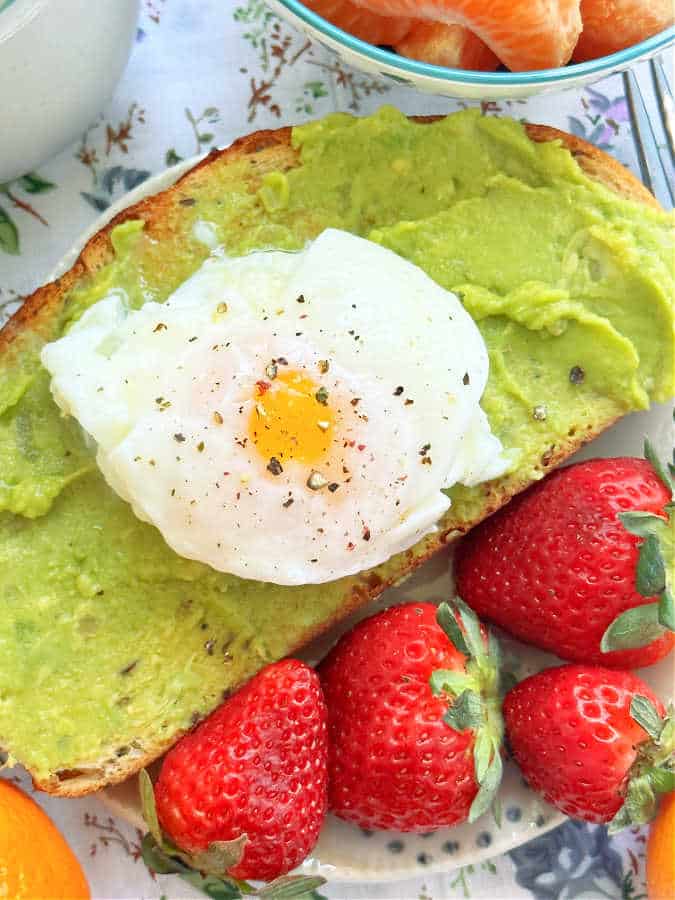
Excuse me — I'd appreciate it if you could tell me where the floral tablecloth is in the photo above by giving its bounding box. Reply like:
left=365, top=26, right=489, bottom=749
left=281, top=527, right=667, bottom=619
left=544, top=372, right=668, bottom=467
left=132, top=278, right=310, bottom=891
left=0, top=2, right=667, bottom=898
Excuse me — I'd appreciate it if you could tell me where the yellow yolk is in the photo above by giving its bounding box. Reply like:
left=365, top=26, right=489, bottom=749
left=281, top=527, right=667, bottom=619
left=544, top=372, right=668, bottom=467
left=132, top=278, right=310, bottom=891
left=249, top=369, right=335, bottom=465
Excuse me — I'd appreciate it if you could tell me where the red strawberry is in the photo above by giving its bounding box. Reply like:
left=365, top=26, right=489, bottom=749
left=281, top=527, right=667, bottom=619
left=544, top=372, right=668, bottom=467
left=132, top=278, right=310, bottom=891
left=504, top=664, right=674, bottom=830
left=319, top=600, right=505, bottom=832
left=142, top=659, right=327, bottom=885
left=455, top=446, right=674, bottom=668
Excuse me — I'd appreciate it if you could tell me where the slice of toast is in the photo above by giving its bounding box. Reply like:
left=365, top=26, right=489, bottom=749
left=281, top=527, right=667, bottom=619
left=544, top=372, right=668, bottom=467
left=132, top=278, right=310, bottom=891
left=0, top=113, right=669, bottom=796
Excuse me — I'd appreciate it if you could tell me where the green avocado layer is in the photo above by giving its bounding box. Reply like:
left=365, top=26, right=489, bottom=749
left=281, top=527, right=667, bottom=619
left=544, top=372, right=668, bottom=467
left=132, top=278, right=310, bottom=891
left=0, top=109, right=673, bottom=780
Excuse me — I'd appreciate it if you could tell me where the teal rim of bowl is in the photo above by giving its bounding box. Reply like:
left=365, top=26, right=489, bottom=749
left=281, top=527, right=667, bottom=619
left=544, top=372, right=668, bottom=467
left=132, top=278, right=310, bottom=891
left=274, top=1, right=674, bottom=85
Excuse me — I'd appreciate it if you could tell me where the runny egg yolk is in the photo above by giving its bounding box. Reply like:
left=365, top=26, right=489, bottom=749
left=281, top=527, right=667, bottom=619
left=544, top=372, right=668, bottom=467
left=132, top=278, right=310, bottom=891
left=249, top=369, right=335, bottom=465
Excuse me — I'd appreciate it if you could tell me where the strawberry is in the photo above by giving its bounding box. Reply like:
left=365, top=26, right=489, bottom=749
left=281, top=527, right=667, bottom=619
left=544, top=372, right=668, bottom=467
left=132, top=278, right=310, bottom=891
left=140, top=659, right=328, bottom=891
left=504, top=664, right=674, bottom=830
left=319, top=600, right=505, bottom=832
left=455, top=444, right=675, bottom=668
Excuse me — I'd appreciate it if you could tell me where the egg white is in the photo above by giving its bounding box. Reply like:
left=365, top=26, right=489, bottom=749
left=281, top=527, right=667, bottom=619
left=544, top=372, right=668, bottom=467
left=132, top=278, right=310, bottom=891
left=41, top=229, right=507, bottom=585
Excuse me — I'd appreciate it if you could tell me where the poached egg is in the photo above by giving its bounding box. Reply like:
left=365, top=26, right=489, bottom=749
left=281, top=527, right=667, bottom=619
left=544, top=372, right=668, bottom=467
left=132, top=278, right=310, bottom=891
left=41, top=229, right=507, bottom=585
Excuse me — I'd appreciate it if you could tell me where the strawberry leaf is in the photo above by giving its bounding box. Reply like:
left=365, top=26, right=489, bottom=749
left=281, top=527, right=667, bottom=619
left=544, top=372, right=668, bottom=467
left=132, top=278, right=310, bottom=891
left=429, top=669, right=474, bottom=697
left=437, top=601, right=470, bottom=657
left=444, top=689, right=482, bottom=732
left=257, top=876, right=328, bottom=899
left=609, top=702, right=674, bottom=833
left=190, top=836, right=249, bottom=876
left=473, top=728, right=493, bottom=784
left=139, top=769, right=163, bottom=847
left=600, top=602, right=664, bottom=652
left=636, top=534, right=666, bottom=597
left=618, top=510, right=665, bottom=538
left=644, top=439, right=674, bottom=496
left=646, top=767, right=675, bottom=794
left=658, top=589, right=675, bottom=630
left=468, top=750, right=502, bottom=824
left=140, top=832, right=324, bottom=898
left=141, top=833, right=247, bottom=898
left=630, top=695, right=664, bottom=741
left=455, top=598, right=485, bottom=661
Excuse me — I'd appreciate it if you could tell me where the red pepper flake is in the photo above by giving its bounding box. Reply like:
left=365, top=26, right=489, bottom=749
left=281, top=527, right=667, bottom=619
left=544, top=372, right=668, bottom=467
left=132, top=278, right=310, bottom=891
left=362, top=527, right=371, bottom=541
left=350, top=397, right=361, bottom=406
left=347, top=542, right=355, bottom=551
left=256, top=380, right=271, bottom=395
left=357, top=444, right=366, bottom=452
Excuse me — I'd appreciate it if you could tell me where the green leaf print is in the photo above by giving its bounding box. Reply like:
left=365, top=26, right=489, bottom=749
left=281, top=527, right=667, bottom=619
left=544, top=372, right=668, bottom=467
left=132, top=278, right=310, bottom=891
left=17, top=173, right=56, bottom=194
left=0, top=205, right=19, bottom=255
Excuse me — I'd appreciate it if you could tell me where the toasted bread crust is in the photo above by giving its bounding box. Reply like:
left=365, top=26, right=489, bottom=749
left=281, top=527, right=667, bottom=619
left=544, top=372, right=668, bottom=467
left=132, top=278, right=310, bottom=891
left=2, top=118, right=659, bottom=796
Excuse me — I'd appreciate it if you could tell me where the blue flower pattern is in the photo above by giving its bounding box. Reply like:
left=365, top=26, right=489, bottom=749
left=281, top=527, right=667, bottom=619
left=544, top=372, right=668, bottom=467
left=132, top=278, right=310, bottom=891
left=509, top=821, right=628, bottom=899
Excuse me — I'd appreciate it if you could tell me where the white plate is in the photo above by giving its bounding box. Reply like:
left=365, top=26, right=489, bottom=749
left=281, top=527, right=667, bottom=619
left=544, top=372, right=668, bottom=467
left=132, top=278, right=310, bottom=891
left=49, top=158, right=674, bottom=884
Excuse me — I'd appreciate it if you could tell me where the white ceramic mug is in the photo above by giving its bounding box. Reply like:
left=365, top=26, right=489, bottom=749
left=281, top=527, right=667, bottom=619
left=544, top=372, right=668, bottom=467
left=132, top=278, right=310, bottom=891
left=0, top=0, right=140, bottom=183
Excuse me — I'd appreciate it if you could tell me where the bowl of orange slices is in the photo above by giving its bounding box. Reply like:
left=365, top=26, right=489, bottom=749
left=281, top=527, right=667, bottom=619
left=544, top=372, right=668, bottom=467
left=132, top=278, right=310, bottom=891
left=267, top=0, right=674, bottom=99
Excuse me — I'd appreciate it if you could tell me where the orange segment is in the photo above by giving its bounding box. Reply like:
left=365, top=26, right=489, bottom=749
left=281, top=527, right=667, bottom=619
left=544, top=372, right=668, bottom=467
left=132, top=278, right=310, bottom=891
left=303, top=0, right=416, bottom=45
left=0, top=779, right=90, bottom=899
left=573, top=0, right=674, bottom=61
left=647, top=792, right=675, bottom=900
left=352, top=0, right=583, bottom=70
left=396, top=21, right=499, bottom=70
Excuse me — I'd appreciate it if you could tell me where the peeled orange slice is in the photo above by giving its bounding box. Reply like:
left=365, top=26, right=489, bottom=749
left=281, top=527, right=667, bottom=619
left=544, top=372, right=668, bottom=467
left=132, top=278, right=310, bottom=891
left=303, top=0, right=416, bottom=46
left=396, top=21, right=499, bottom=70
left=0, top=779, right=90, bottom=899
left=573, top=0, right=674, bottom=61
left=353, top=0, right=583, bottom=70
left=647, top=793, right=675, bottom=900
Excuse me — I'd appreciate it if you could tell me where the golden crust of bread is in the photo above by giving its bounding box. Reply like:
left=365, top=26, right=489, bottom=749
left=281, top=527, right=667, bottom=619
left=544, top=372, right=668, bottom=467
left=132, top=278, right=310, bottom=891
left=2, top=119, right=659, bottom=796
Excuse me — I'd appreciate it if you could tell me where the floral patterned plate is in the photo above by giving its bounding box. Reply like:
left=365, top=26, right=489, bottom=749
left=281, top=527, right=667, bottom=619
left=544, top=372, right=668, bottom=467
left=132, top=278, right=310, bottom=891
left=51, top=162, right=674, bottom=884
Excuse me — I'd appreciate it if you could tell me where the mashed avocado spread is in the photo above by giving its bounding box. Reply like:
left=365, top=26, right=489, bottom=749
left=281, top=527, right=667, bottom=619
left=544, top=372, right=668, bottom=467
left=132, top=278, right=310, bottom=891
left=1, top=109, right=673, bottom=781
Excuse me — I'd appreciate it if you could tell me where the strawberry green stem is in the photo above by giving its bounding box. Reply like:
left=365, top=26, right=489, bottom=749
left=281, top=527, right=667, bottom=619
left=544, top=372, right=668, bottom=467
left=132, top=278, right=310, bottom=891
left=608, top=698, right=675, bottom=833
left=431, top=599, right=505, bottom=824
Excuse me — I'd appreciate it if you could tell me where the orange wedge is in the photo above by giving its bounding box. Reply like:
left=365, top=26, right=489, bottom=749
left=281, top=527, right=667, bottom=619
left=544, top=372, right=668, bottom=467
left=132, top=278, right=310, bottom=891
left=352, top=0, right=583, bottom=70
left=396, top=21, right=499, bottom=70
left=647, top=792, right=675, bottom=900
left=0, top=779, right=90, bottom=899
left=303, top=0, right=416, bottom=45
left=573, top=0, right=674, bottom=61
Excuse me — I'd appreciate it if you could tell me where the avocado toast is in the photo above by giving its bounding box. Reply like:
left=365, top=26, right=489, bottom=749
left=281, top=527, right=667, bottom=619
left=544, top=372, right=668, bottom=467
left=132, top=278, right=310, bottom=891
left=1, top=109, right=673, bottom=796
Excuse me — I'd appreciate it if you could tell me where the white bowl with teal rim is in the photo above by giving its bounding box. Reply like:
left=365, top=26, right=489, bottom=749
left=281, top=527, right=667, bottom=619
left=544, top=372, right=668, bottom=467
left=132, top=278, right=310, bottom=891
left=0, top=0, right=140, bottom=183
left=267, top=0, right=674, bottom=101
